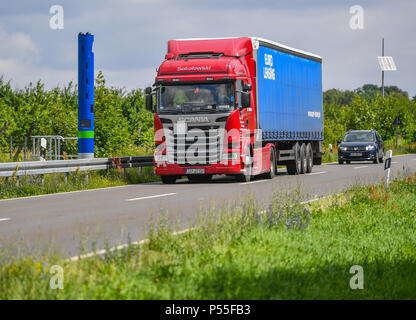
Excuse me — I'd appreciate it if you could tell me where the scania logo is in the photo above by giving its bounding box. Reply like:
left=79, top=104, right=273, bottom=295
left=177, top=116, right=210, bottom=123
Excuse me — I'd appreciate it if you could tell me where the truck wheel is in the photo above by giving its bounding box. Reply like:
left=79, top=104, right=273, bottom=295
left=237, top=148, right=253, bottom=182
left=313, top=157, right=322, bottom=165
left=161, top=175, right=177, bottom=184
left=187, top=175, right=212, bottom=182
left=300, top=143, right=307, bottom=174
left=265, top=148, right=276, bottom=179
left=287, top=143, right=301, bottom=175
left=306, top=143, right=313, bottom=173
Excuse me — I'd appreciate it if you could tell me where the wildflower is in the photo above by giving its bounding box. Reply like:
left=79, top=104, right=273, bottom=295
left=68, top=250, right=72, bottom=256
left=19, top=236, right=23, bottom=241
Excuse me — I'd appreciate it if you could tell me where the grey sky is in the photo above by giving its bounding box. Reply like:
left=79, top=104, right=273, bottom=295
left=0, top=0, right=414, bottom=96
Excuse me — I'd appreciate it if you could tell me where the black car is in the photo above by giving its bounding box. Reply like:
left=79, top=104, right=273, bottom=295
left=337, top=130, right=384, bottom=164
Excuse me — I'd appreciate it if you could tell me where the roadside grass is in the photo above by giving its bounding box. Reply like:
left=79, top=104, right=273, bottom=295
left=0, top=166, right=159, bottom=200
left=384, top=137, right=416, bottom=156
left=1, top=171, right=415, bottom=299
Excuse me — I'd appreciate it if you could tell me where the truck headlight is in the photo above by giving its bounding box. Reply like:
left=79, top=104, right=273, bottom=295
left=154, top=154, right=167, bottom=162
left=366, top=145, right=375, bottom=151
left=223, top=152, right=240, bottom=161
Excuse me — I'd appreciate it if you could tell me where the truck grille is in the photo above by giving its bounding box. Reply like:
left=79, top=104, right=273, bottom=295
left=165, top=126, right=224, bottom=166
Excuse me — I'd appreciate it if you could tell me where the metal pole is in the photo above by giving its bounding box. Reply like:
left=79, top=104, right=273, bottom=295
left=9, top=136, right=12, bottom=159
left=382, top=38, right=385, bottom=98
left=24, top=136, right=27, bottom=161
left=396, top=126, right=398, bottom=150
left=32, top=137, right=35, bottom=160
left=49, top=137, right=52, bottom=160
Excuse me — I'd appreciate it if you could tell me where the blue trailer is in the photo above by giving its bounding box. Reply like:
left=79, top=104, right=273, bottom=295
left=252, top=37, right=324, bottom=170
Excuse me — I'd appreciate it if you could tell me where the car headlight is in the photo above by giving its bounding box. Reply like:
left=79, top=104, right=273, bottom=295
left=339, top=147, right=347, bottom=151
left=366, top=145, right=375, bottom=151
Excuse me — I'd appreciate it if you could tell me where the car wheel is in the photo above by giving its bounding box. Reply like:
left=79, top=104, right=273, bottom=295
left=373, top=154, right=379, bottom=164
left=346, top=160, right=351, bottom=164
left=338, top=159, right=343, bottom=165
left=379, top=149, right=384, bottom=163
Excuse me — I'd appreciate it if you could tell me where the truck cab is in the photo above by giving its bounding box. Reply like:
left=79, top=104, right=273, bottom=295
left=146, top=37, right=323, bottom=184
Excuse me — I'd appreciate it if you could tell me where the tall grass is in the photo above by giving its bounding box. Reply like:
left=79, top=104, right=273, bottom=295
left=1, top=172, right=415, bottom=299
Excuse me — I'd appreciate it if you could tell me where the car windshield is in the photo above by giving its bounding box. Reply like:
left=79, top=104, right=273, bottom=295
left=158, top=83, right=235, bottom=114
left=343, top=132, right=374, bottom=142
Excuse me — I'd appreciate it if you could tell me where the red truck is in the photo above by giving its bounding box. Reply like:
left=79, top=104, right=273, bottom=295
left=145, top=37, right=324, bottom=184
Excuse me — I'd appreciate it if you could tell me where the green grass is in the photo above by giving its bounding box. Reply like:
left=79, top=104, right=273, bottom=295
left=1, top=173, right=415, bottom=299
left=0, top=166, right=159, bottom=200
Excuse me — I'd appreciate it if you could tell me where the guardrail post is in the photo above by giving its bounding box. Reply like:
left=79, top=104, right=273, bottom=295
left=64, top=172, right=68, bottom=183
left=122, top=167, right=126, bottom=179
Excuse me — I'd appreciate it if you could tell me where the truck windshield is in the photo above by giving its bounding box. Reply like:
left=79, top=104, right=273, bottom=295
left=158, top=83, right=235, bottom=114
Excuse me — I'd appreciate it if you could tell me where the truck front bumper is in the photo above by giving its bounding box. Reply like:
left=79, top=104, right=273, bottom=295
left=155, top=160, right=243, bottom=176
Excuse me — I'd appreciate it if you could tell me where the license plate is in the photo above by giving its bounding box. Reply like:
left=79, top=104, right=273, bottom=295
left=350, top=152, right=362, bottom=156
left=186, top=168, right=205, bottom=174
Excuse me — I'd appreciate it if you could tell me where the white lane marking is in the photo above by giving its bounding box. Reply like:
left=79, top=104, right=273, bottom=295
left=0, top=218, right=11, bottom=222
left=240, top=180, right=268, bottom=185
left=0, top=184, right=134, bottom=203
left=125, top=192, right=176, bottom=202
left=306, top=171, right=327, bottom=176
left=354, top=166, right=368, bottom=169
left=69, top=228, right=190, bottom=262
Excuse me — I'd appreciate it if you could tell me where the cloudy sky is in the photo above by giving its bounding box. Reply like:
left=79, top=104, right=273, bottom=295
left=0, top=0, right=414, bottom=96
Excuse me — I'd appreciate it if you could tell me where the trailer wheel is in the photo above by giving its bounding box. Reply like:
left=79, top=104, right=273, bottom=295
left=300, top=143, right=307, bottom=174
left=265, top=148, right=276, bottom=179
left=287, top=143, right=301, bottom=175
left=161, top=175, right=177, bottom=184
left=306, top=143, right=313, bottom=173
left=236, top=148, right=253, bottom=182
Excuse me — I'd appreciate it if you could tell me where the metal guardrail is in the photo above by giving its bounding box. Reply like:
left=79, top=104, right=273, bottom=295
left=0, top=156, right=154, bottom=178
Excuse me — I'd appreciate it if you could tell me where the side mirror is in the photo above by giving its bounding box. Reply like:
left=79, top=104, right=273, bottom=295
left=145, top=94, right=153, bottom=112
left=337, top=139, right=341, bottom=144
left=243, top=83, right=252, bottom=92
left=241, top=92, right=251, bottom=109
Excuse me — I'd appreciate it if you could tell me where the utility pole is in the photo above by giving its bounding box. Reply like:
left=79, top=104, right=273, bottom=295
left=377, top=38, right=396, bottom=98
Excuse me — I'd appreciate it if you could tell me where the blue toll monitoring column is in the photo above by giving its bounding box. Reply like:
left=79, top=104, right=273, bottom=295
left=78, top=32, right=94, bottom=159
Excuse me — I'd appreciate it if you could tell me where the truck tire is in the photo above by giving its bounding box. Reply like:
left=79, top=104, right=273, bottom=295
left=287, top=143, right=301, bottom=175
left=300, top=143, right=307, bottom=174
left=187, top=175, right=212, bottom=182
left=237, top=148, right=253, bottom=182
left=306, top=143, right=313, bottom=173
left=313, top=157, right=322, bottom=165
left=265, top=148, right=276, bottom=179
left=161, top=175, right=177, bottom=184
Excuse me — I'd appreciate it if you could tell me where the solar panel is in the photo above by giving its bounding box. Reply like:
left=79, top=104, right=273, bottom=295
left=377, top=56, right=397, bottom=71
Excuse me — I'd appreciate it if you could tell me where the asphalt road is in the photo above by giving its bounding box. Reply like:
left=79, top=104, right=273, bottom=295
left=1, top=154, right=415, bottom=258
